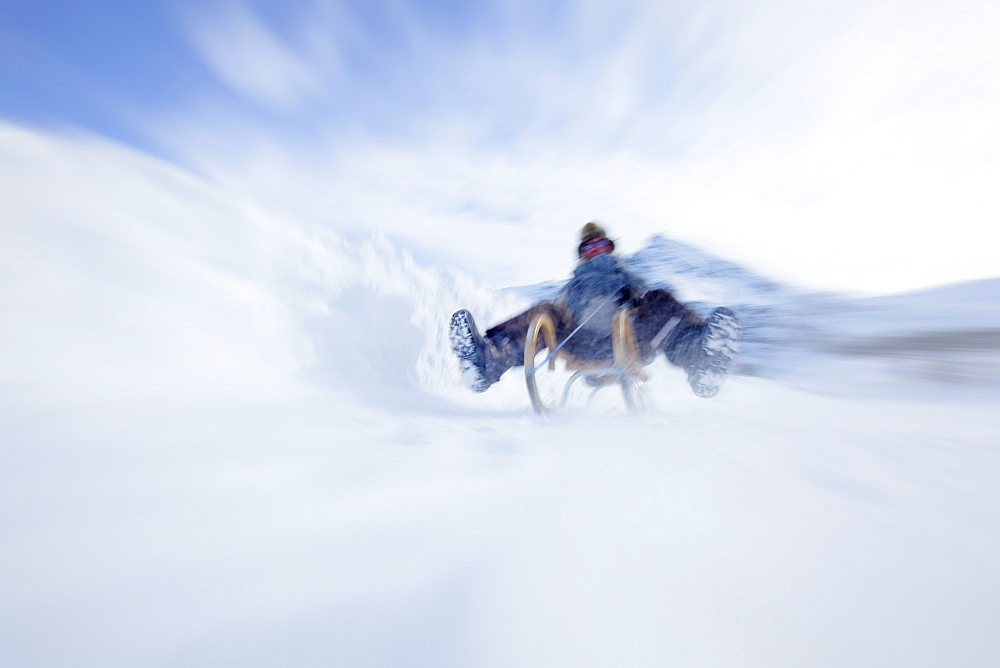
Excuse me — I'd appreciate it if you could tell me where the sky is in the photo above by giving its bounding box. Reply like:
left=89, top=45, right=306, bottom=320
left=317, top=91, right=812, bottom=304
left=1, top=0, right=998, bottom=294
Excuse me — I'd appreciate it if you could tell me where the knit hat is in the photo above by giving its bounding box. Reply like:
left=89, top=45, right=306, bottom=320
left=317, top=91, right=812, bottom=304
left=580, top=222, right=607, bottom=243
left=578, top=222, right=615, bottom=259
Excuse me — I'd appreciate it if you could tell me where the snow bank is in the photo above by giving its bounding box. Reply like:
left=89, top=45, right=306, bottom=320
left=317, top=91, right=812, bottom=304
left=0, top=122, right=535, bottom=415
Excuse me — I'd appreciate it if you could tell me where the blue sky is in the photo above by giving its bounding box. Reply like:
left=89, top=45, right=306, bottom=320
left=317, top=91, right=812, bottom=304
left=0, top=1, right=201, bottom=149
left=0, top=0, right=579, bottom=153
left=1, top=0, right=997, bottom=293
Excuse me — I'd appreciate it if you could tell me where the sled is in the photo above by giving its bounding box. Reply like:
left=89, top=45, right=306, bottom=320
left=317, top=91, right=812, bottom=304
left=524, top=307, right=647, bottom=414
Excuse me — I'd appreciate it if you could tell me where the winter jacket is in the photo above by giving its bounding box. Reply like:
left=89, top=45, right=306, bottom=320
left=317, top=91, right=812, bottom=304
left=554, top=254, right=647, bottom=357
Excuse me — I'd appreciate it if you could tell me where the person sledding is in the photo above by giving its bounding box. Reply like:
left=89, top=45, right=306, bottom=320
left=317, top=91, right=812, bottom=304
left=449, top=222, right=742, bottom=398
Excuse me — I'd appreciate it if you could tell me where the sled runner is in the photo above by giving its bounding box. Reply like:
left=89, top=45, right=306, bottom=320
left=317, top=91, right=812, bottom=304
left=524, top=306, right=647, bottom=414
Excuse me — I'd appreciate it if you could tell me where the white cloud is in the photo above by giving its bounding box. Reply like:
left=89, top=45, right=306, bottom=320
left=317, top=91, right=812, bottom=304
left=184, top=2, right=324, bottom=109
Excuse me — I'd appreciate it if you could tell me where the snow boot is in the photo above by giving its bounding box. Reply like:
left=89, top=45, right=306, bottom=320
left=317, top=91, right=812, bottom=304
left=449, top=309, right=517, bottom=392
left=687, top=307, right=742, bottom=398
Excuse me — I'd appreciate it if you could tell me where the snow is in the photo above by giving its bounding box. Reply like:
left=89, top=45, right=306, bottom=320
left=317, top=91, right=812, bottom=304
left=2, top=123, right=1000, bottom=666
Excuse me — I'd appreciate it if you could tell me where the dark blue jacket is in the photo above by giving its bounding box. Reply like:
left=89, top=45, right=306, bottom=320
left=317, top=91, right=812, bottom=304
left=556, top=254, right=647, bottom=356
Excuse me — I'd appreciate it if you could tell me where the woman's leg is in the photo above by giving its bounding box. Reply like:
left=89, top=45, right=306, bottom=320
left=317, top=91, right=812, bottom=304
left=631, top=290, right=705, bottom=366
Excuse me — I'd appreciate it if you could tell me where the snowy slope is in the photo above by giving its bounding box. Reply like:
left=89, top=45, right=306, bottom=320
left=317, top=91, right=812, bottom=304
left=3, top=124, right=1000, bottom=666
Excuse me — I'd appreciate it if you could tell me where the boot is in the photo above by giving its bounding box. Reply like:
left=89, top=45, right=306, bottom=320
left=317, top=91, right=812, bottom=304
left=686, top=307, right=742, bottom=398
left=449, top=310, right=519, bottom=392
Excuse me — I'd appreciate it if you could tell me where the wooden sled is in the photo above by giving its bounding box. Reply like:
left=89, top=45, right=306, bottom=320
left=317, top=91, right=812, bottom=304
left=524, top=308, right=647, bottom=414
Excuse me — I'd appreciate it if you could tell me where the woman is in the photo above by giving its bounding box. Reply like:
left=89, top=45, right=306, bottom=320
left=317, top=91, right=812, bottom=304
left=449, top=222, right=742, bottom=398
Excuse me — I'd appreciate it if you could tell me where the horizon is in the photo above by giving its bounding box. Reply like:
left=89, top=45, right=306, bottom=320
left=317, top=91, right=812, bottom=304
left=1, top=0, right=998, bottom=294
